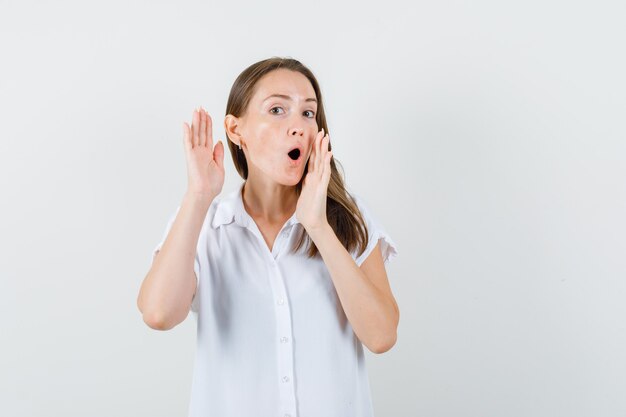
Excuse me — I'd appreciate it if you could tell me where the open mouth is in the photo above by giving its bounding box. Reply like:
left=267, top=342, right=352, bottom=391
left=288, top=148, right=301, bottom=161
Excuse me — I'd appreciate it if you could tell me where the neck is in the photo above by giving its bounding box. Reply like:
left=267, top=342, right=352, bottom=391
left=241, top=177, right=298, bottom=224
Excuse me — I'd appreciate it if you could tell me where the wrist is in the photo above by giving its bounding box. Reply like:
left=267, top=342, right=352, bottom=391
left=182, top=190, right=216, bottom=208
left=306, top=221, right=333, bottom=242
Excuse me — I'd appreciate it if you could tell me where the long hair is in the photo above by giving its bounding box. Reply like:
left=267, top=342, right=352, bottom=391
left=224, top=56, right=369, bottom=260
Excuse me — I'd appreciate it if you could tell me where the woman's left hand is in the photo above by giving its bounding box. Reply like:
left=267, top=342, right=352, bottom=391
left=296, top=128, right=333, bottom=233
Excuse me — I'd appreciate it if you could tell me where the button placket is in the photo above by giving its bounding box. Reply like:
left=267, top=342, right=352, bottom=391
left=267, top=260, right=298, bottom=415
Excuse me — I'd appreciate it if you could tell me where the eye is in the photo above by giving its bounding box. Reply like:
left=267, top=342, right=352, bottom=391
left=303, top=110, right=315, bottom=118
left=270, top=106, right=284, bottom=115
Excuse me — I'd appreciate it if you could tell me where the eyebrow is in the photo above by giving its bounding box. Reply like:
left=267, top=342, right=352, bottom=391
left=262, top=94, right=317, bottom=105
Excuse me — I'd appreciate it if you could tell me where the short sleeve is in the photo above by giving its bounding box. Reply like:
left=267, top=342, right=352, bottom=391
left=151, top=205, right=201, bottom=312
left=350, top=193, right=399, bottom=267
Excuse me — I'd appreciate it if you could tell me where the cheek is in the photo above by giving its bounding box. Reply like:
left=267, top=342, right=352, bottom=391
left=249, top=135, right=282, bottom=169
left=252, top=124, right=278, bottom=147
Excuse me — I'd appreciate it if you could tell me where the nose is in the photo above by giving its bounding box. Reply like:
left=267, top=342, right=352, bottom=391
left=289, top=126, right=304, bottom=136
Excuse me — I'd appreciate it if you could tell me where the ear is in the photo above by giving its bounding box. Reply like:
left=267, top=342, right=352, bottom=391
left=224, top=114, right=244, bottom=148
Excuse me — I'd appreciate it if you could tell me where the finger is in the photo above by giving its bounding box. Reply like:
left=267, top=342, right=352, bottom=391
left=214, top=140, right=225, bottom=169
left=315, top=133, right=326, bottom=174
left=323, top=151, right=333, bottom=182
left=311, top=131, right=319, bottom=173
left=321, top=131, right=332, bottom=177
left=314, top=134, right=322, bottom=175
left=308, top=130, right=321, bottom=173
left=206, top=112, right=213, bottom=150
left=322, top=134, right=329, bottom=161
left=321, top=134, right=329, bottom=175
left=183, top=122, right=192, bottom=152
left=307, top=142, right=315, bottom=173
left=323, top=132, right=329, bottom=153
left=192, top=109, right=200, bottom=147
left=199, top=108, right=206, bottom=147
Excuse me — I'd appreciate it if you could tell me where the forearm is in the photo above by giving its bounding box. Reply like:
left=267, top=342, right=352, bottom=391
left=308, top=224, right=398, bottom=353
left=137, top=191, right=214, bottom=329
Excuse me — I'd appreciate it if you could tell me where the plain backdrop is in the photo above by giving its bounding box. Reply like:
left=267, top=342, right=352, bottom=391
left=1, top=0, right=625, bottom=416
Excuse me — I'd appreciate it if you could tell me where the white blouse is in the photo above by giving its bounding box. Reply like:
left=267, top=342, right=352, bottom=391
left=151, top=181, right=398, bottom=417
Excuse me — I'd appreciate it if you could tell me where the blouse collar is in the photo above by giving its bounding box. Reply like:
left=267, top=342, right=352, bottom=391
left=211, top=182, right=301, bottom=230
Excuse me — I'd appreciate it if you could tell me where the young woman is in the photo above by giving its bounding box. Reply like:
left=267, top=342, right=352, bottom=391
left=137, top=57, right=399, bottom=417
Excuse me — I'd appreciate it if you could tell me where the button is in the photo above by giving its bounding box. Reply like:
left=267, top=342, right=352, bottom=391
left=280, top=336, right=288, bottom=343
left=282, top=376, right=290, bottom=383
left=277, top=298, right=284, bottom=305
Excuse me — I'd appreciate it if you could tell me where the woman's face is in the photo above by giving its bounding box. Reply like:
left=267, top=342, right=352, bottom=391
left=236, top=68, right=319, bottom=185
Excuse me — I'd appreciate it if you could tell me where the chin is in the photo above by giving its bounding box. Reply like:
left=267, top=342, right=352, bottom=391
left=275, top=172, right=304, bottom=187
left=280, top=177, right=302, bottom=187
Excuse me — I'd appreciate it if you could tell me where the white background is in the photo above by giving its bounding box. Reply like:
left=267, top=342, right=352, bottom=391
left=1, top=0, right=625, bottom=416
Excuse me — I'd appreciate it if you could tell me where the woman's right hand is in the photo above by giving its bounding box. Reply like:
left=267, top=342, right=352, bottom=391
left=183, top=108, right=225, bottom=198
